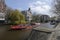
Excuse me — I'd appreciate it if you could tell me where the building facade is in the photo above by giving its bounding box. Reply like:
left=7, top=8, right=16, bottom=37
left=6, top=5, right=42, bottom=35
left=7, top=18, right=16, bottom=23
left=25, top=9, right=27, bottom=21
left=21, top=8, right=32, bottom=22
left=0, top=0, right=6, bottom=23
left=0, top=0, right=6, bottom=13
left=40, top=15, right=50, bottom=23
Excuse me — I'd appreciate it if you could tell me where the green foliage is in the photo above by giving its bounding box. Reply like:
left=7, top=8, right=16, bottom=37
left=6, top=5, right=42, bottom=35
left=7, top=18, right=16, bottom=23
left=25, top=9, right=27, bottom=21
left=7, top=9, right=26, bottom=25
left=32, top=15, right=40, bottom=23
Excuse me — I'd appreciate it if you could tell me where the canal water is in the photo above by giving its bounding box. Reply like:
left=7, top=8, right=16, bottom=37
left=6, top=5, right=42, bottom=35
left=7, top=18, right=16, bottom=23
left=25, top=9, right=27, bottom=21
left=0, top=25, right=32, bottom=40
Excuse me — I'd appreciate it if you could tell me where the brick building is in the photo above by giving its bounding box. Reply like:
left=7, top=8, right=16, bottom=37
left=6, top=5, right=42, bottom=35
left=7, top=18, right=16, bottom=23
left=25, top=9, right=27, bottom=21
left=0, top=0, right=6, bottom=13
left=0, top=0, right=6, bottom=23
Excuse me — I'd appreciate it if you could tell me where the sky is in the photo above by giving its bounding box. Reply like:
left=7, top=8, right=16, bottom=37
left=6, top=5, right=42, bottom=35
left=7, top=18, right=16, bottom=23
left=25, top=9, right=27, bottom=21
left=5, top=0, right=56, bottom=17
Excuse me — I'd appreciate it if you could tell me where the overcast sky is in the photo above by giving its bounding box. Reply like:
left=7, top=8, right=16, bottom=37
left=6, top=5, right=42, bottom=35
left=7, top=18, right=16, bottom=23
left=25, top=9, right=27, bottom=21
left=5, top=0, right=56, bottom=17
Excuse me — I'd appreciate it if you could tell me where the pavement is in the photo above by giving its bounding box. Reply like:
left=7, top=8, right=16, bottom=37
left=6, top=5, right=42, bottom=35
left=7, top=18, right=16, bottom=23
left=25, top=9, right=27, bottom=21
left=27, top=22, right=59, bottom=40
left=49, top=23, right=60, bottom=40
left=31, top=23, right=60, bottom=40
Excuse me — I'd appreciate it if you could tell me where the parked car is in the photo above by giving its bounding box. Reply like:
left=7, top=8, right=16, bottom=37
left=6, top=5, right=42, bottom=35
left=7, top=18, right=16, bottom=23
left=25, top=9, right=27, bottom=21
left=35, top=23, right=40, bottom=25
left=30, top=22, right=36, bottom=25
left=25, top=24, right=32, bottom=29
left=50, top=20, right=56, bottom=25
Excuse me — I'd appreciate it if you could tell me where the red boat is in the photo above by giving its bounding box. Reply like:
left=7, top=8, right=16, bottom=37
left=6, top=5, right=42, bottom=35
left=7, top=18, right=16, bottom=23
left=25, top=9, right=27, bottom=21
left=10, top=24, right=33, bottom=30
left=26, top=26, right=32, bottom=29
left=10, top=25, right=26, bottom=30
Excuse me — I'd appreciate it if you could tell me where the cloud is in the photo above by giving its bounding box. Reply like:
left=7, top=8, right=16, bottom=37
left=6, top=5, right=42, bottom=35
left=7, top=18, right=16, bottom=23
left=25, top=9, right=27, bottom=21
left=29, top=1, right=54, bottom=16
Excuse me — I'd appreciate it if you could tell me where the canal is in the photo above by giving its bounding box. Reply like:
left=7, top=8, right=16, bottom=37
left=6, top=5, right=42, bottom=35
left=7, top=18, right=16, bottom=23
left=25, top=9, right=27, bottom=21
left=0, top=25, right=32, bottom=40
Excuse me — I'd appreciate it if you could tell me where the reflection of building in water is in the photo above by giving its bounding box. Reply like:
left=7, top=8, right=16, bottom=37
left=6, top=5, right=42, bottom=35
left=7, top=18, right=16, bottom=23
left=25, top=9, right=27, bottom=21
left=0, top=0, right=6, bottom=23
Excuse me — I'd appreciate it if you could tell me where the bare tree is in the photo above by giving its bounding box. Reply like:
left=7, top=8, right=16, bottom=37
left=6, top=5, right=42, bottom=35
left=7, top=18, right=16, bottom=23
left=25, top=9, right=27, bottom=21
left=53, top=0, right=60, bottom=16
